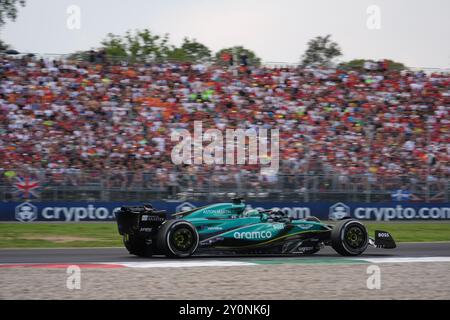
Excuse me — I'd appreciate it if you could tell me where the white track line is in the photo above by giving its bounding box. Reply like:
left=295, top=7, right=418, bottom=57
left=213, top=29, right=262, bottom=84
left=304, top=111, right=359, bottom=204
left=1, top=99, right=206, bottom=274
left=2, top=257, right=450, bottom=269
left=359, top=257, right=450, bottom=264
left=112, top=257, right=450, bottom=268
left=106, top=260, right=257, bottom=268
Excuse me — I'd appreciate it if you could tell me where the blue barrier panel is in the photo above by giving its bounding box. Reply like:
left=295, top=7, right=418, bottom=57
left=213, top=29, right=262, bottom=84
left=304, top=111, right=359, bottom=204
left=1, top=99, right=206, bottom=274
left=1, top=201, right=450, bottom=222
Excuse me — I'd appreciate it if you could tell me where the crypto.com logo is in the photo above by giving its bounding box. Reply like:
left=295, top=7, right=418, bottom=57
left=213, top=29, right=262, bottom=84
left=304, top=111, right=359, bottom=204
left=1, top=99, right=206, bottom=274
left=15, top=202, right=38, bottom=222
left=329, top=202, right=351, bottom=221
left=176, top=202, right=196, bottom=213
left=171, top=121, right=279, bottom=174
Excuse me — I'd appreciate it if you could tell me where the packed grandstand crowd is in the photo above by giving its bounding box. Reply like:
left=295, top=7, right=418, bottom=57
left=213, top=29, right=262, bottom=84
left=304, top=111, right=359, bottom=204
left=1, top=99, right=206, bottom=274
left=0, top=54, right=449, bottom=192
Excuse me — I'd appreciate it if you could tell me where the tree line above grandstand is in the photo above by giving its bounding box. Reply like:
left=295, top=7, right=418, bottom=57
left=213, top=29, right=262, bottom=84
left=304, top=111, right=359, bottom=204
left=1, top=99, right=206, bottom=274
left=81, top=30, right=339, bottom=67
left=0, top=1, right=406, bottom=70
left=69, top=29, right=262, bottom=67
left=68, top=29, right=405, bottom=70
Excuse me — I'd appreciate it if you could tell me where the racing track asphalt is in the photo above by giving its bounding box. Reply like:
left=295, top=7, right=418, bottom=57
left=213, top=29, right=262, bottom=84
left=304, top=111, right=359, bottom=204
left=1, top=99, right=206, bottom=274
left=0, top=242, right=449, bottom=264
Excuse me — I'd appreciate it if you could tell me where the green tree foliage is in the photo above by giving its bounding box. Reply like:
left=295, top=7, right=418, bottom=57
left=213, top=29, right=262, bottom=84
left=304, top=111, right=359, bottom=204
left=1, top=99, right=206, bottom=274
left=77, top=30, right=265, bottom=65
left=339, top=59, right=407, bottom=71
left=98, top=30, right=211, bottom=63
left=100, top=33, right=127, bottom=59
left=0, top=0, right=26, bottom=51
left=215, top=46, right=261, bottom=66
left=300, top=35, right=342, bottom=67
left=100, top=29, right=171, bottom=62
left=0, top=38, right=9, bottom=50
left=169, top=37, right=211, bottom=62
left=0, top=0, right=25, bottom=26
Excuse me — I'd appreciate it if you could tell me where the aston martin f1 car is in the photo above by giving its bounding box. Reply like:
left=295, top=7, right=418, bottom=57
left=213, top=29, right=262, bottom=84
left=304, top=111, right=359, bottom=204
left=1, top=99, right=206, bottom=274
left=116, top=198, right=396, bottom=258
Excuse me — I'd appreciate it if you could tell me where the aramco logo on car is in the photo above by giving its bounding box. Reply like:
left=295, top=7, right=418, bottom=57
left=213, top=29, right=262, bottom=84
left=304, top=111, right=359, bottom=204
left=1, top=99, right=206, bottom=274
left=233, top=231, right=272, bottom=240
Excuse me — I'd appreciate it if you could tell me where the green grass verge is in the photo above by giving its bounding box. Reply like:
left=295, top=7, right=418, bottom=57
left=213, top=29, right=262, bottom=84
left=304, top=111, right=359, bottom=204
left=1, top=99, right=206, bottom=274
left=0, top=223, right=122, bottom=248
left=364, top=222, right=450, bottom=243
left=0, top=222, right=449, bottom=248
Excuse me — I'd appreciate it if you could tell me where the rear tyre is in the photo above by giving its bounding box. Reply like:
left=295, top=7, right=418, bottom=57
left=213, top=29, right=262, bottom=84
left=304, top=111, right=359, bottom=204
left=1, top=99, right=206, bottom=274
left=157, top=220, right=199, bottom=258
left=331, top=219, right=368, bottom=256
left=123, top=234, right=153, bottom=257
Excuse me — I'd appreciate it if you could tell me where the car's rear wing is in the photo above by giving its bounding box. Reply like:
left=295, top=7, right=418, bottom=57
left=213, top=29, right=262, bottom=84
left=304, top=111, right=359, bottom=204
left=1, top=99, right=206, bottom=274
left=116, top=205, right=167, bottom=236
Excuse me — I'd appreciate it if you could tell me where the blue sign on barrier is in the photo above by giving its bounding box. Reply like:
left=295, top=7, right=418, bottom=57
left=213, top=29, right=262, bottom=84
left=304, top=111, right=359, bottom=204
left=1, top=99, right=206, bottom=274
left=1, top=201, right=450, bottom=222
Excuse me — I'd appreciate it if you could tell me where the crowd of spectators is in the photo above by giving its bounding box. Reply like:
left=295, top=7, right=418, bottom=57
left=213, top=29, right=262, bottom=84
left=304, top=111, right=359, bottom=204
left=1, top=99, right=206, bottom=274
left=0, top=54, right=449, bottom=194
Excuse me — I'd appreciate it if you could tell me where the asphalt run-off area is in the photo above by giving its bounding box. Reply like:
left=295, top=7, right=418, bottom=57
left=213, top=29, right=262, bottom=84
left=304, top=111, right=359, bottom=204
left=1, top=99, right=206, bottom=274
left=0, top=242, right=449, bottom=268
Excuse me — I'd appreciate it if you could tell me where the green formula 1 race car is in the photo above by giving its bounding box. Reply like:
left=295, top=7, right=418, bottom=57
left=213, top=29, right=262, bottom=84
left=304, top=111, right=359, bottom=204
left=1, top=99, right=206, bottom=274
left=116, top=198, right=396, bottom=258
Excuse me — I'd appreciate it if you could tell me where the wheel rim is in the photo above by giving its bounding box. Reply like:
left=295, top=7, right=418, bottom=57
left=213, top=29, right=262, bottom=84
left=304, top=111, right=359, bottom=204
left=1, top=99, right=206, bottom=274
left=344, top=225, right=366, bottom=249
left=170, top=227, right=194, bottom=252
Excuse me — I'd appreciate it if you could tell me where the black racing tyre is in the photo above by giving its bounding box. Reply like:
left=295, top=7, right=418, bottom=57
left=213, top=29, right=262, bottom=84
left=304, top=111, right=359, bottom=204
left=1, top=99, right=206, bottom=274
left=157, top=220, right=199, bottom=258
left=123, top=234, right=153, bottom=257
left=331, top=219, right=368, bottom=256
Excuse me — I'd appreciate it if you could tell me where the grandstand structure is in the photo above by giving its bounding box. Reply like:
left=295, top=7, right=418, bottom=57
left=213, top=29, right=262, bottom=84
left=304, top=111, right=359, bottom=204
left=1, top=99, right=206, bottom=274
left=0, top=171, right=449, bottom=203
left=0, top=53, right=448, bottom=203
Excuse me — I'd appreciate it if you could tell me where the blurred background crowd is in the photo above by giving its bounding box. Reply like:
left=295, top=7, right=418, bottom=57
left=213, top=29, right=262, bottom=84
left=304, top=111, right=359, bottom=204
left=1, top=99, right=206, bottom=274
left=0, top=54, right=449, bottom=201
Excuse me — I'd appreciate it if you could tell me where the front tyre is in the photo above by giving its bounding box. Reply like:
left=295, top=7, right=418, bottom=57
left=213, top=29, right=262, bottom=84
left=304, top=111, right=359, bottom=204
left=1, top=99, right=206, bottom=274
left=331, top=219, right=368, bottom=256
left=157, top=220, right=199, bottom=258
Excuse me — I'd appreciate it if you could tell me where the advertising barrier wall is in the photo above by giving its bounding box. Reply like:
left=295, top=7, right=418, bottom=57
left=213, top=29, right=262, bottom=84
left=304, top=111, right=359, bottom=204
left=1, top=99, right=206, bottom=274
left=2, top=201, right=450, bottom=222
